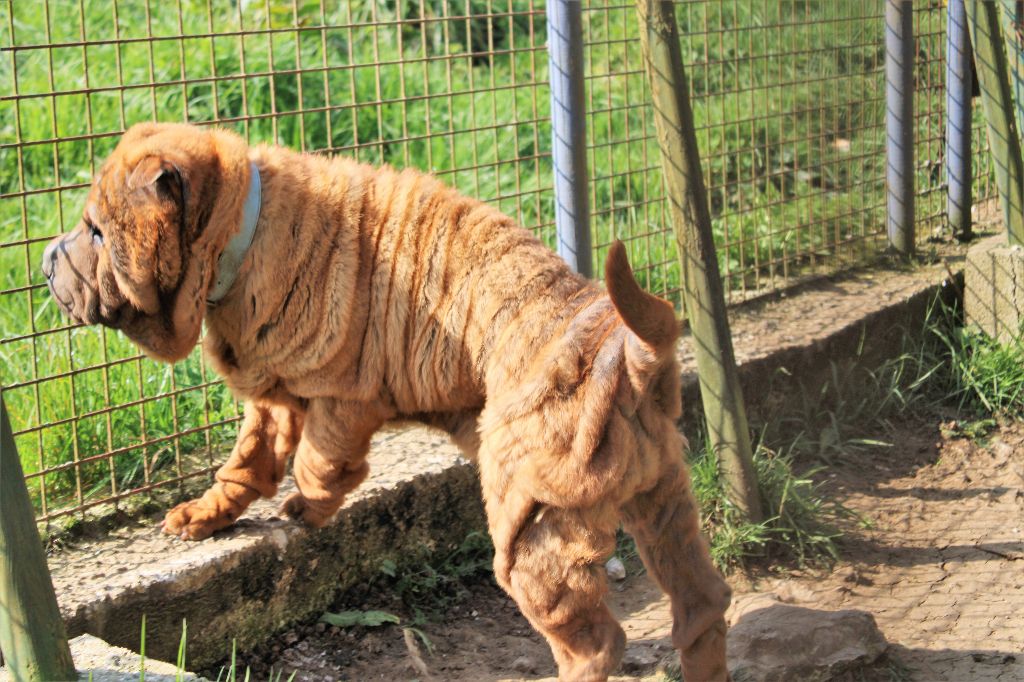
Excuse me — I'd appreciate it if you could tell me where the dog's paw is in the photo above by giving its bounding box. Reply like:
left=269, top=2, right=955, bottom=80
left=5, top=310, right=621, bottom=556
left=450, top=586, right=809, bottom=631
left=278, top=492, right=333, bottom=528
left=161, top=499, right=236, bottom=540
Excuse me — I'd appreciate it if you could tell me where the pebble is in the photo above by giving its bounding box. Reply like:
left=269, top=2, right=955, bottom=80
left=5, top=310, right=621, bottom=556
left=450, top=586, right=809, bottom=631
left=605, top=556, right=626, bottom=581
left=512, top=655, right=537, bottom=674
left=621, top=647, right=659, bottom=674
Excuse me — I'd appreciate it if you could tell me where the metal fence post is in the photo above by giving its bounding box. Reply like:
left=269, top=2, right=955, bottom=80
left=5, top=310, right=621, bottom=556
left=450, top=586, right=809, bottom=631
left=547, top=0, right=592, bottom=278
left=886, top=0, right=915, bottom=255
left=947, top=0, right=973, bottom=240
left=0, top=397, right=77, bottom=681
left=967, top=0, right=1024, bottom=245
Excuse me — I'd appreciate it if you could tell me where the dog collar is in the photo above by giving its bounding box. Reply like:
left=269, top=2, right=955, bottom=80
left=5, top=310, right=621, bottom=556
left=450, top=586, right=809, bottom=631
left=207, top=161, right=262, bottom=304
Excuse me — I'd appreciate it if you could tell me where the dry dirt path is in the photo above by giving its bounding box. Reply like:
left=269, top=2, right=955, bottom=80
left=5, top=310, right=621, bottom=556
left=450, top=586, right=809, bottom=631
left=241, top=417, right=1024, bottom=681
left=795, top=418, right=1024, bottom=681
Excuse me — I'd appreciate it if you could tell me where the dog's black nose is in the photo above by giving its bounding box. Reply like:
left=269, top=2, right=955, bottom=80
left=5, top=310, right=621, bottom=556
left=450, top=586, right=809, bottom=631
left=41, top=238, right=58, bottom=280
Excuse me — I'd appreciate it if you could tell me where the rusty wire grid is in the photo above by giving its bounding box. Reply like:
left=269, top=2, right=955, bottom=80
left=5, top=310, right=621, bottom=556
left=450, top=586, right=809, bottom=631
left=587, top=0, right=995, bottom=305
left=0, top=0, right=996, bottom=527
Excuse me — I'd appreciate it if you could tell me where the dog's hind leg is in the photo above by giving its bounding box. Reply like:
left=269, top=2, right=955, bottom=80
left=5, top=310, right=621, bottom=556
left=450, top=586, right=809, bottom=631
left=622, top=465, right=732, bottom=682
left=488, top=493, right=625, bottom=681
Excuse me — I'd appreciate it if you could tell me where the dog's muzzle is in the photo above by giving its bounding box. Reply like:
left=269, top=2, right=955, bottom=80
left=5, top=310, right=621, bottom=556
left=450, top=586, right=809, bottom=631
left=41, top=231, right=90, bottom=323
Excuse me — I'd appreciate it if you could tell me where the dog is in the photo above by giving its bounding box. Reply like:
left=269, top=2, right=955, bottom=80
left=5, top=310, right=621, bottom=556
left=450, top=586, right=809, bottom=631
left=42, top=122, right=732, bottom=681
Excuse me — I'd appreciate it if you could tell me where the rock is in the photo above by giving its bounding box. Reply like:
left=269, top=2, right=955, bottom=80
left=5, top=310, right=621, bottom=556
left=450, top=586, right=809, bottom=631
left=605, top=556, right=626, bottom=581
left=512, top=655, right=537, bottom=674
left=621, top=646, right=659, bottom=674
left=727, top=603, right=888, bottom=682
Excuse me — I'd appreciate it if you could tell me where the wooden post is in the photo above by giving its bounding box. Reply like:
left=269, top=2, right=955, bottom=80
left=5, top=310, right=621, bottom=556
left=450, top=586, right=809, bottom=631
left=1000, top=0, right=1023, bottom=147
left=967, top=0, right=1024, bottom=245
left=0, top=397, right=77, bottom=681
left=634, top=0, right=763, bottom=522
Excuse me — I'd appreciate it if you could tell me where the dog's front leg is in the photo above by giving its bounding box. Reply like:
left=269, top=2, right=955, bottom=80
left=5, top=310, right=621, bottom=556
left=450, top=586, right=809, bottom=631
left=162, top=400, right=303, bottom=540
left=278, top=398, right=389, bottom=528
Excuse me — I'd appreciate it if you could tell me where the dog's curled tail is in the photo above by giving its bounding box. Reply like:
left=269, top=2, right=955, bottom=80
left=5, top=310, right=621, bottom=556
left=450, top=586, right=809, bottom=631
left=605, top=240, right=679, bottom=357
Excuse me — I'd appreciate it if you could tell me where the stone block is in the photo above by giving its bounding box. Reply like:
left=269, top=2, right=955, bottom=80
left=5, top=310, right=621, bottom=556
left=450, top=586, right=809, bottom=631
left=965, top=237, right=1024, bottom=343
left=0, top=634, right=201, bottom=682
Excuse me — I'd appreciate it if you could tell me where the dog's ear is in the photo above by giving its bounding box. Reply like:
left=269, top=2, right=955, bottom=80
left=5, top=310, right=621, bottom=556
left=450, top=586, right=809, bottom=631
left=102, top=153, right=191, bottom=319
left=128, top=155, right=187, bottom=211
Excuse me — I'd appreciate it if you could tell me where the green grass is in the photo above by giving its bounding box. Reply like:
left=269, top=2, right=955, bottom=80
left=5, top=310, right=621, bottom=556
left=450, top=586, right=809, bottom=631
left=0, top=1, right=990, bottom=520
left=81, top=617, right=295, bottom=682
left=931, top=323, right=1024, bottom=419
left=690, top=434, right=848, bottom=570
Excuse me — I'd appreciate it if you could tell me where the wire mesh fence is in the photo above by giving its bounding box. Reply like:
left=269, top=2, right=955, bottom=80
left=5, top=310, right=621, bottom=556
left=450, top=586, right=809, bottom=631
left=0, top=0, right=996, bottom=528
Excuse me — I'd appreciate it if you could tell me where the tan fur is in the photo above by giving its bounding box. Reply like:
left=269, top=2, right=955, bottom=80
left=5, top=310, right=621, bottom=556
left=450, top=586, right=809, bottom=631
left=43, top=123, right=732, bottom=682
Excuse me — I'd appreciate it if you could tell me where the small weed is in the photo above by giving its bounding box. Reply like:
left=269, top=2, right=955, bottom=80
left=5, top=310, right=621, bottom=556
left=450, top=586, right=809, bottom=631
left=318, top=608, right=435, bottom=661
left=885, top=300, right=1024, bottom=422
left=213, top=640, right=236, bottom=682
left=404, top=625, right=436, bottom=656
left=373, top=530, right=495, bottom=624
left=175, top=619, right=187, bottom=682
left=614, top=527, right=641, bottom=566
left=777, top=297, right=1024, bottom=467
left=139, top=614, right=146, bottom=682
left=696, top=295, right=1024, bottom=572
left=114, top=617, right=297, bottom=682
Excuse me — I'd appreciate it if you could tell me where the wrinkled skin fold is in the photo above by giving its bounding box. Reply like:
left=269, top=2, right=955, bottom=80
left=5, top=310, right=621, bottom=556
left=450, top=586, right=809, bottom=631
left=43, top=122, right=733, bottom=682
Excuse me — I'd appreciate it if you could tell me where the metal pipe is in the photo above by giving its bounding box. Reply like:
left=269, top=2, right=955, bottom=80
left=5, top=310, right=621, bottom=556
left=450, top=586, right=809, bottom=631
left=547, top=0, right=592, bottom=277
left=947, top=0, right=973, bottom=240
left=886, top=0, right=915, bottom=255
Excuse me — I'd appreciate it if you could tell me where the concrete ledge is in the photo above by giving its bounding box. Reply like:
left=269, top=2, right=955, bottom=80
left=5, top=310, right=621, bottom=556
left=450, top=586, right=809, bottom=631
left=696, top=259, right=962, bottom=431
left=46, top=256, right=962, bottom=669
left=51, top=430, right=483, bottom=668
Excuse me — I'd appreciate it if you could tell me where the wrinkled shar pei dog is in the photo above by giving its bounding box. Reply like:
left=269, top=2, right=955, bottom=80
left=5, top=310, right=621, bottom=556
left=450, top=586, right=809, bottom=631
left=43, top=122, right=732, bottom=681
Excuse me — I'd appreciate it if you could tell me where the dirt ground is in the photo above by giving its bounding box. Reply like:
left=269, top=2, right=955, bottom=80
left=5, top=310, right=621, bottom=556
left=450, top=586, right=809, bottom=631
left=228, top=414, right=1024, bottom=682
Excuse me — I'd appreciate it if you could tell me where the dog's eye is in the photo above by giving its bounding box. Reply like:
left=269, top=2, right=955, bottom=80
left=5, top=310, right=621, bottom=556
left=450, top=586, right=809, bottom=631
left=85, top=219, right=104, bottom=246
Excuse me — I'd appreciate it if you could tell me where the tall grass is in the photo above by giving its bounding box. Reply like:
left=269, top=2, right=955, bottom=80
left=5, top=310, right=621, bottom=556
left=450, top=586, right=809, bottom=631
left=932, top=323, right=1024, bottom=418
left=0, top=1, right=980, bottom=521
left=689, top=436, right=847, bottom=570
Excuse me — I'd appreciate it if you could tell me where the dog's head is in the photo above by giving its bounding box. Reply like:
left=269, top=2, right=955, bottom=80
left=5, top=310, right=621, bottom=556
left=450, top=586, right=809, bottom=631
left=42, top=122, right=250, bottom=362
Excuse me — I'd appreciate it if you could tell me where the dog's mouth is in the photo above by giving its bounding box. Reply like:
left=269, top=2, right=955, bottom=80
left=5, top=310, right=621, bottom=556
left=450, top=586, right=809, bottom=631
left=44, top=270, right=128, bottom=330
left=45, top=279, right=78, bottom=322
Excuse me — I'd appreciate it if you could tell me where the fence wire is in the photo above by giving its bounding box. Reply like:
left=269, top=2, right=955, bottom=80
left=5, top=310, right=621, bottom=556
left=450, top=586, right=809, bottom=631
left=0, top=0, right=996, bottom=527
